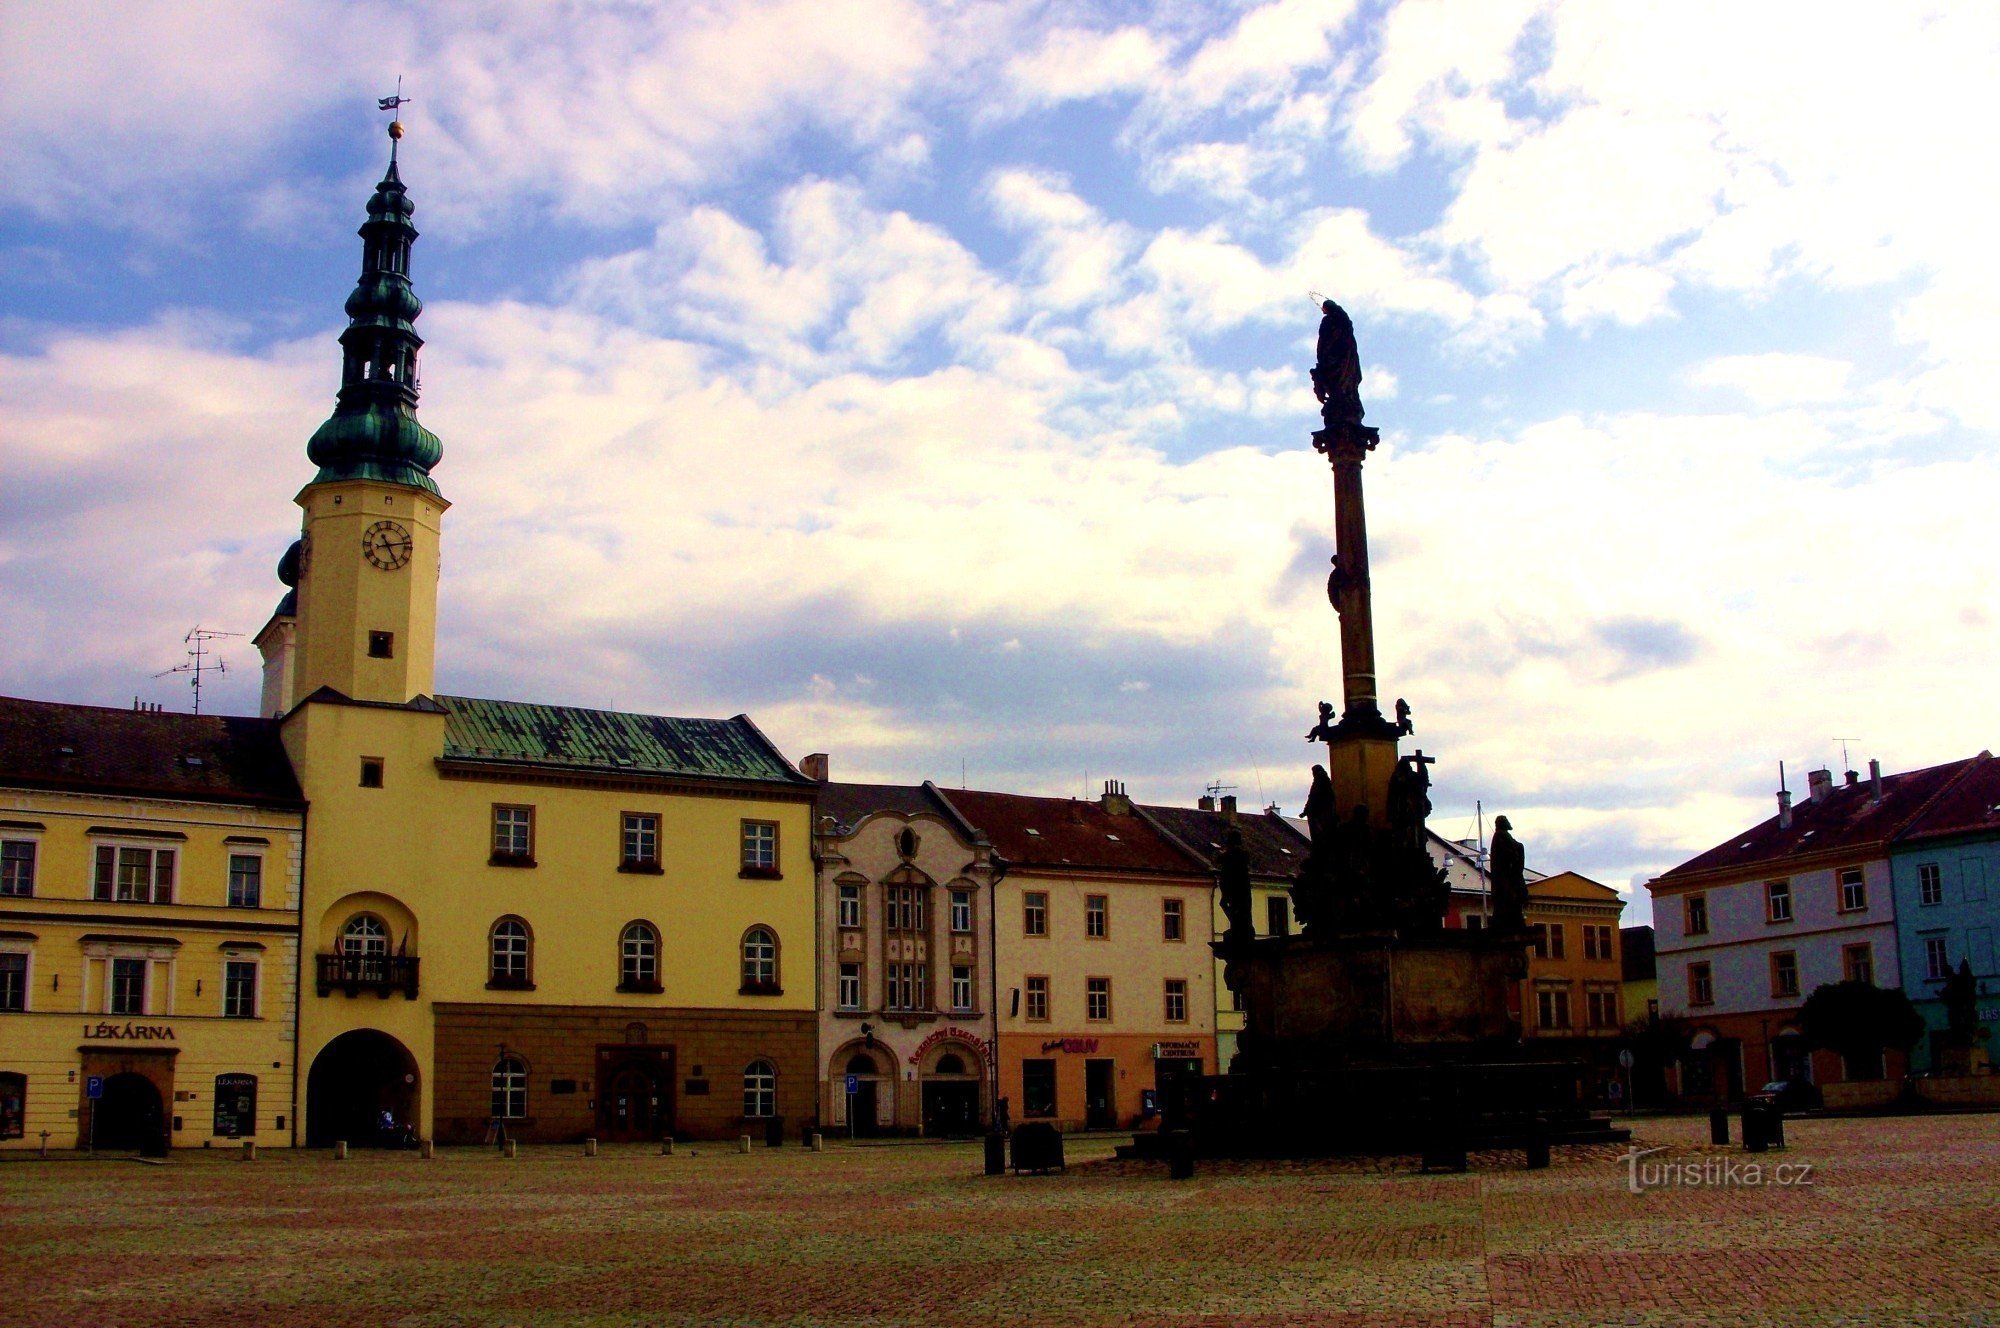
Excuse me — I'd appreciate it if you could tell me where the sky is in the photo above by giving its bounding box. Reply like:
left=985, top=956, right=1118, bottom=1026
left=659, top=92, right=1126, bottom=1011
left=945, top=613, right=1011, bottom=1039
left=5, top=1, right=1999, bottom=924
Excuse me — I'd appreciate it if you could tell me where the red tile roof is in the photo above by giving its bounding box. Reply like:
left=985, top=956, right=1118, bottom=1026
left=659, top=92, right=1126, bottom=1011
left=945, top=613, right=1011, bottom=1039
left=937, top=788, right=1205, bottom=875
left=1136, top=803, right=1308, bottom=881
left=1894, top=752, right=2000, bottom=845
left=0, top=696, right=302, bottom=806
left=1654, top=756, right=1981, bottom=885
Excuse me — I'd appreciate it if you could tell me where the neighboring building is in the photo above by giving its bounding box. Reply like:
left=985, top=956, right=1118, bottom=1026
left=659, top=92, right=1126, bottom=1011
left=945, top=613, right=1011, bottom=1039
left=0, top=698, right=304, bottom=1152
left=1888, top=752, right=2000, bottom=1072
left=1135, top=794, right=1308, bottom=1070
left=1648, top=759, right=1976, bottom=1100
left=811, top=765, right=998, bottom=1135
left=940, top=782, right=1214, bottom=1132
left=1622, top=925, right=1658, bottom=1026
left=266, top=141, right=818, bottom=1145
left=1435, top=831, right=1546, bottom=928
left=1519, top=872, right=1626, bottom=1041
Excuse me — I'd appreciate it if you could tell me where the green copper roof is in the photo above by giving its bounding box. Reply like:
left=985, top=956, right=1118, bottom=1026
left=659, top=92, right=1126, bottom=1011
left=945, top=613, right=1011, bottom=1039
left=306, top=402, right=444, bottom=494
left=436, top=695, right=811, bottom=787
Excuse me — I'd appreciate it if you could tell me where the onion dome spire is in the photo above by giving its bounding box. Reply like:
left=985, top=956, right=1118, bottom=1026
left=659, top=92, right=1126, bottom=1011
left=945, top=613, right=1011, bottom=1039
left=305, top=119, right=444, bottom=496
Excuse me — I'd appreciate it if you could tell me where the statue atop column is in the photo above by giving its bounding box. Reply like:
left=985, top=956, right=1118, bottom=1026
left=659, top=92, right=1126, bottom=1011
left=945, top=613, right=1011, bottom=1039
left=1312, top=298, right=1365, bottom=428
left=1487, top=815, right=1528, bottom=934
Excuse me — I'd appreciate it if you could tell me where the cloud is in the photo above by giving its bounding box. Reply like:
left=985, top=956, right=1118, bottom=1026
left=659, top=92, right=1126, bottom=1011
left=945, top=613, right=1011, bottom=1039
left=1691, top=354, right=1853, bottom=408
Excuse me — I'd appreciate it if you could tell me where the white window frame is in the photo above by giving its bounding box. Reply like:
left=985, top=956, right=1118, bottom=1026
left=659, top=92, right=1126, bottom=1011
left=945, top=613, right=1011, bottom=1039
left=949, top=889, right=973, bottom=935
left=1919, top=863, right=1943, bottom=906
left=1771, top=950, right=1800, bottom=998
left=227, top=850, right=264, bottom=909
left=1162, top=897, right=1184, bottom=942
left=1925, top=936, right=1950, bottom=980
left=620, top=922, right=660, bottom=988
left=1164, top=978, right=1187, bottom=1023
left=1689, top=962, right=1714, bottom=1006
left=742, top=927, right=777, bottom=989
left=621, top=812, right=660, bottom=867
left=1023, top=892, right=1047, bottom=937
left=743, top=1060, right=776, bottom=1118
left=491, top=1056, right=528, bottom=1120
left=490, top=918, right=531, bottom=984
left=0, top=833, right=39, bottom=898
left=837, top=962, right=861, bottom=1010
left=837, top=883, right=862, bottom=929
left=108, top=956, right=148, bottom=1016
left=0, top=947, right=29, bottom=1013
left=950, top=966, right=973, bottom=1012
left=92, top=840, right=177, bottom=904
left=492, top=805, right=534, bottom=859
left=741, top=820, right=779, bottom=872
left=1086, top=976, right=1111, bottom=1021
left=1844, top=943, right=1874, bottom=985
left=1839, top=866, right=1868, bottom=912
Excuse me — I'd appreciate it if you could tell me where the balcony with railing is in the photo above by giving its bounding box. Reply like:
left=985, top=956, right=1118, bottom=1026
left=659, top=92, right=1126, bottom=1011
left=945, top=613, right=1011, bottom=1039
left=316, top=952, right=420, bottom=999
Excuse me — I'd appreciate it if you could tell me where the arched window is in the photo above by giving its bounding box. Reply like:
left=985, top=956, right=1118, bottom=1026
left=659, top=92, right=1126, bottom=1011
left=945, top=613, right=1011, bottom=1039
left=489, top=917, right=532, bottom=987
left=620, top=921, right=660, bottom=991
left=935, top=1053, right=966, bottom=1075
left=845, top=1053, right=877, bottom=1076
left=743, top=1059, right=776, bottom=1118
left=341, top=914, right=388, bottom=955
left=491, top=1056, right=527, bottom=1120
left=741, top=926, right=777, bottom=992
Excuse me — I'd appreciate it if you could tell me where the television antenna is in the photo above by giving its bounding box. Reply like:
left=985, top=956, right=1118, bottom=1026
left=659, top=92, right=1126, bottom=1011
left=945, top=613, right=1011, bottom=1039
left=154, top=626, right=242, bottom=715
left=1205, top=779, right=1238, bottom=801
left=1831, top=737, right=1861, bottom=773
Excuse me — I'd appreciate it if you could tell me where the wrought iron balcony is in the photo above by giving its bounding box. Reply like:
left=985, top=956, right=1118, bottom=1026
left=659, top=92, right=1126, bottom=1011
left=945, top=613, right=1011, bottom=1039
left=316, top=952, right=420, bottom=999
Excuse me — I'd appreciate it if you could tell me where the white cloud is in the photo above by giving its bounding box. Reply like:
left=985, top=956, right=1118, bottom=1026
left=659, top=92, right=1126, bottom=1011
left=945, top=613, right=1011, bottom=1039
left=1690, top=354, right=1853, bottom=408
left=1003, top=25, right=1169, bottom=108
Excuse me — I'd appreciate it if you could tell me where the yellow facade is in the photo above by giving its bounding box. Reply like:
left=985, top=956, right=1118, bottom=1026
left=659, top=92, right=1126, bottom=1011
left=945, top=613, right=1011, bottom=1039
left=1523, top=871, right=1626, bottom=1039
left=0, top=778, right=302, bottom=1151
left=290, top=479, right=446, bottom=706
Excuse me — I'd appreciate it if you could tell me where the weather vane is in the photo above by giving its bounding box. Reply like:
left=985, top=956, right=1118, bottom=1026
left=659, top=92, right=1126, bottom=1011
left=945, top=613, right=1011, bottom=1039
left=378, top=76, right=410, bottom=142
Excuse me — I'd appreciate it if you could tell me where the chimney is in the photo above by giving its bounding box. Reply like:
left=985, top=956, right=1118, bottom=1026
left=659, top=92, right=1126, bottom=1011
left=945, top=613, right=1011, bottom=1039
left=1220, top=794, right=1238, bottom=816
left=1197, top=795, right=1216, bottom=811
left=800, top=753, right=829, bottom=783
left=1845, top=769, right=1860, bottom=787
left=1869, top=758, right=1883, bottom=802
left=1776, top=789, right=1793, bottom=829
left=1807, top=768, right=1834, bottom=802
left=1100, top=779, right=1131, bottom=815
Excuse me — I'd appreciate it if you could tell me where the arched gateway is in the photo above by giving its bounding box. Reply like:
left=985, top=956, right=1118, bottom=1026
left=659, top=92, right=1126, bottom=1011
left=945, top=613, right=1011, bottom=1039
left=306, top=1029, right=420, bottom=1147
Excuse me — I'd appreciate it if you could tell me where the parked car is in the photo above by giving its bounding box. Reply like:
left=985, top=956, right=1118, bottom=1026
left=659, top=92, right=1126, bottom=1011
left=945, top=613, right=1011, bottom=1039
left=1753, top=1078, right=1822, bottom=1112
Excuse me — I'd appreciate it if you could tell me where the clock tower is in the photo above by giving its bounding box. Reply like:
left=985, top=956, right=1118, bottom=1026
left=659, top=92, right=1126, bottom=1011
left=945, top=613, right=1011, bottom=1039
left=284, top=123, right=449, bottom=708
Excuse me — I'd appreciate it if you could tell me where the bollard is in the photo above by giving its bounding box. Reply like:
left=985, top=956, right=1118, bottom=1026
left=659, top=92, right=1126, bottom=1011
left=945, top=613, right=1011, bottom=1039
left=334, top=1140, right=349, bottom=1161
left=1709, top=1108, right=1730, bottom=1146
left=738, top=1135, right=752, bottom=1155
left=1767, top=1110, right=1786, bottom=1149
left=1166, top=1130, right=1195, bottom=1181
left=1524, top=1117, right=1551, bottom=1171
left=504, top=1139, right=518, bottom=1159
left=811, top=1132, right=824, bottom=1153
left=983, top=1132, right=1006, bottom=1176
left=584, top=1137, right=598, bottom=1158
left=241, top=1140, right=257, bottom=1162
left=420, top=1138, right=435, bottom=1159
left=38, top=1131, right=51, bottom=1159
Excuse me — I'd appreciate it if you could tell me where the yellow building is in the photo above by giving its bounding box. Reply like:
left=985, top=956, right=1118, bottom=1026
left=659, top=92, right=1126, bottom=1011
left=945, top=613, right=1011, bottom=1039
left=260, top=133, right=818, bottom=1146
left=1521, top=872, right=1626, bottom=1040
left=1136, top=795, right=1308, bottom=1070
left=945, top=783, right=1215, bottom=1132
left=0, top=698, right=304, bottom=1152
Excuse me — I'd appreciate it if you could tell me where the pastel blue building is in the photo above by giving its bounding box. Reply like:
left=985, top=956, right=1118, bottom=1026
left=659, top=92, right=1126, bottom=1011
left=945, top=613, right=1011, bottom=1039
left=1889, top=752, right=2000, bottom=1072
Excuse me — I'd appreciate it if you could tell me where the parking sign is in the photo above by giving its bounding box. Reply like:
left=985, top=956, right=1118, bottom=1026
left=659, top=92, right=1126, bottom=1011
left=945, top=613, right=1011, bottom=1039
left=845, top=1075, right=859, bottom=1095
left=85, top=1076, right=104, bottom=1100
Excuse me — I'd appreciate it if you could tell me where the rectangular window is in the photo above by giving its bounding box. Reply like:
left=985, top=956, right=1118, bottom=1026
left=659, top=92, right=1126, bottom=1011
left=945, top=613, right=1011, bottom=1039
left=838, top=962, right=861, bottom=1010
left=951, top=966, right=973, bottom=1012
left=950, top=889, right=973, bottom=934
left=1536, top=987, right=1571, bottom=1030
left=1844, top=943, right=1874, bottom=985
left=223, top=960, right=257, bottom=1018
left=359, top=757, right=384, bottom=788
left=1689, top=961, right=1714, bottom=1006
left=1919, top=863, right=1943, bottom=906
left=110, top=958, right=146, bottom=1015
left=1532, top=923, right=1551, bottom=960
left=1022, top=1059, right=1057, bottom=1118
left=1024, top=975, right=1049, bottom=1022
left=93, top=845, right=175, bottom=904
left=1464, top=913, right=1484, bottom=931
left=1685, top=894, right=1709, bottom=936
left=1582, top=925, right=1599, bottom=960
left=837, top=883, right=862, bottom=929
left=886, top=961, right=928, bottom=1012
left=1765, top=879, right=1792, bottom=923
left=740, top=820, right=779, bottom=875
left=886, top=886, right=926, bottom=933
left=1267, top=895, right=1291, bottom=937
left=227, top=854, right=262, bottom=908
left=1547, top=923, right=1566, bottom=959
left=1839, top=866, right=1867, bottom=912
left=1086, top=976, right=1111, bottom=1022
left=1023, top=892, right=1048, bottom=937
left=0, top=840, right=35, bottom=897
left=1926, top=936, right=1950, bottom=980
left=491, top=805, right=533, bottom=861
left=1596, top=924, right=1616, bottom=958
left=367, top=630, right=394, bottom=658
left=1164, top=978, right=1187, bottom=1023
left=621, top=813, right=659, bottom=867
left=1586, top=989, right=1618, bottom=1028
left=0, top=953, right=25, bottom=1012
left=1161, top=897, right=1183, bottom=942
left=1771, top=950, right=1800, bottom=998
left=1085, top=895, right=1108, bottom=939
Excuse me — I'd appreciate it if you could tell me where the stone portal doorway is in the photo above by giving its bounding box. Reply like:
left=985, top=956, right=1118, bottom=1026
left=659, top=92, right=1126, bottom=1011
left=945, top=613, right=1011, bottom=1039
left=597, top=1048, right=673, bottom=1141
left=95, top=1072, right=165, bottom=1152
left=306, top=1029, right=419, bottom=1147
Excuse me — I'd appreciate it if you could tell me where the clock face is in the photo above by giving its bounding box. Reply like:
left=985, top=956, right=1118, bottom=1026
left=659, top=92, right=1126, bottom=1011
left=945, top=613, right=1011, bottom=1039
left=362, top=519, right=414, bottom=571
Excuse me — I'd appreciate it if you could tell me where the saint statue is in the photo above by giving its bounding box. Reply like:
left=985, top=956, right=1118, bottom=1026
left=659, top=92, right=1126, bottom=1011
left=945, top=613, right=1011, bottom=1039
left=1312, top=299, right=1364, bottom=426
left=1217, top=827, right=1254, bottom=949
left=1488, top=815, right=1527, bottom=933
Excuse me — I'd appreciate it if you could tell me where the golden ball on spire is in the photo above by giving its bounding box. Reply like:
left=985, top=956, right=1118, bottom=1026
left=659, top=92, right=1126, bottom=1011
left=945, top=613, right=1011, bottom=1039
left=388, top=120, right=405, bottom=140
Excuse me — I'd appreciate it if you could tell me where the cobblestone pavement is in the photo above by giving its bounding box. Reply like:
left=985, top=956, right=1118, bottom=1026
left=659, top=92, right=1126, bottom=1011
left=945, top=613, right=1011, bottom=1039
left=3, top=1114, right=1996, bottom=1326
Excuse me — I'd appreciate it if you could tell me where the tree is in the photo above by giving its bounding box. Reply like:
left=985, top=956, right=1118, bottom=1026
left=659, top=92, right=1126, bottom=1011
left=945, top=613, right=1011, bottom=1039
left=1800, top=981, right=1925, bottom=1079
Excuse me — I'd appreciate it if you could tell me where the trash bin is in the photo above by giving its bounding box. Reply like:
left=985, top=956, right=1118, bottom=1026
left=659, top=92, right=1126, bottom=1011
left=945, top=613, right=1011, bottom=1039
left=765, top=1115, right=786, bottom=1148
left=1742, top=1103, right=1769, bottom=1153
left=1524, top=1115, right=1550, bottom=1171
left=1010, top=1122, right=1065, bottom=1174
left=1166, top=1129, right=1195, bottom=1180
left=983, top=1132, right=1006, bottom=1176
left=1709, top=1108, right=1730, bottom=1146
